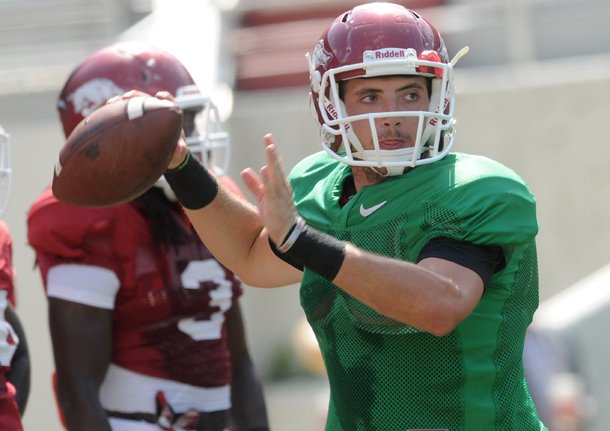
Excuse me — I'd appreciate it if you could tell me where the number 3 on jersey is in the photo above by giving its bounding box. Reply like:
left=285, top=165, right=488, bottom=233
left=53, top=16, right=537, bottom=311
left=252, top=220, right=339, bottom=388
left=177, top=260, right=233, bottom=341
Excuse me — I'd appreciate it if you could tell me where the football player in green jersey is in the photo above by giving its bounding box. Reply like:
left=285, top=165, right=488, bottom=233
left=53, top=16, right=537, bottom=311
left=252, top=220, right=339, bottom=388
left=125, top=2, right=546, bottom=430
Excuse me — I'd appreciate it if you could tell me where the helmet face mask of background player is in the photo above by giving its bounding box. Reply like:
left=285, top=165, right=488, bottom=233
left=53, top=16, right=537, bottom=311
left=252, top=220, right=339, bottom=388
left=307, top=2, right=468, bottom=176
left=0, top=126, right=11, bottom=218
left=56, top=42, right=230, bottom=196
left=176, top=85, right=230, bottom=176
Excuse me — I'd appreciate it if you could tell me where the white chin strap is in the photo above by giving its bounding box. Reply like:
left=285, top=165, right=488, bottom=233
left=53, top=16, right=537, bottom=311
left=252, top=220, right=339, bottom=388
left=356, top=147, right=426, bottom=176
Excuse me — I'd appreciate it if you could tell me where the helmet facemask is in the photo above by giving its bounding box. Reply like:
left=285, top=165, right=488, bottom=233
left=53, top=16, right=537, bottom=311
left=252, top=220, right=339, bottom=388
left=156, top=85, right=231, bottom=202
left=308, top=47, right=458, bottom=176
left=175, top=85, right=230, bottom=176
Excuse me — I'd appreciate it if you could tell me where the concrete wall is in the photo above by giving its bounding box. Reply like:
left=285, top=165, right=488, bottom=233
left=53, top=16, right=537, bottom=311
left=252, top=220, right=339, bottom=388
left=2, top=56, right=609, bottom=429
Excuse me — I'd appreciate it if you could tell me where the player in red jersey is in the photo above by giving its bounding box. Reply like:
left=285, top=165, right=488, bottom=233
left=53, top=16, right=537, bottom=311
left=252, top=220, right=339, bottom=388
left=27, top=43, right=269, bottom=431
left=0, top=125, right=30, bottom=431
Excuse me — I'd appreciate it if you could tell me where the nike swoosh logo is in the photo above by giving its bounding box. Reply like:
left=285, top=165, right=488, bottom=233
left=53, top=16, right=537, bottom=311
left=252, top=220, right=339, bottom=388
left=359, top=201, right=387, bottom=217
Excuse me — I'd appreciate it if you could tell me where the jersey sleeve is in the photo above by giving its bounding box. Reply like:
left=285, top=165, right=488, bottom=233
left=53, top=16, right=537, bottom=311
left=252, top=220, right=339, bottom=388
left=413, top=157, right=539, bottom=297
left=27, top=188, right=134, bottom=288
left=47, top=264, right=120, bottom=309
left=463, top=178, right=537, bottom=246
left=422, top=159, right=539, bottom=250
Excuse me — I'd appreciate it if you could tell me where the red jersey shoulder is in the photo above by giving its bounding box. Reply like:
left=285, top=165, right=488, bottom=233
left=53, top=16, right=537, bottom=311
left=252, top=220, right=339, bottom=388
left=27, top=187, right=150, bottom=275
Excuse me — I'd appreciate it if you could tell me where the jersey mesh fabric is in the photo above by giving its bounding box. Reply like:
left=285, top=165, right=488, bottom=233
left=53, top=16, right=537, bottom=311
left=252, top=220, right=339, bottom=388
left=290, top=152, right=546, bottom=431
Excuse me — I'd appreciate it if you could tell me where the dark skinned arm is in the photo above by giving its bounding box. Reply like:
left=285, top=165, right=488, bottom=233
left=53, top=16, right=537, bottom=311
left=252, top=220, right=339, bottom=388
left=225, top=303, right=269, bottom=431
left=49, top=297, right=113, bottom=431
left=5, top=304, right=30, bottom=415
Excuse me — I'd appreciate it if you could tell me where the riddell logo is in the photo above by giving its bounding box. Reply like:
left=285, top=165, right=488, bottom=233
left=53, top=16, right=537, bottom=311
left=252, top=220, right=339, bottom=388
left=375, top=49, right=406, bottom=59
left=363, top=48, right=414, bottom=63
left=324, top=99, right=339, bottom=120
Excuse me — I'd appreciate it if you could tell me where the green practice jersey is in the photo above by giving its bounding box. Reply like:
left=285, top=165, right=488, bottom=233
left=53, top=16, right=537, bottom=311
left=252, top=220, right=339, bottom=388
left=289, top=152, right=546, bottom=430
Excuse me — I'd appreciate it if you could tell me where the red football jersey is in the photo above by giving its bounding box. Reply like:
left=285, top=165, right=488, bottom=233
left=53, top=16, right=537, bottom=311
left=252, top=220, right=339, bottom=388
left=27, top=186, right=243, bottom=389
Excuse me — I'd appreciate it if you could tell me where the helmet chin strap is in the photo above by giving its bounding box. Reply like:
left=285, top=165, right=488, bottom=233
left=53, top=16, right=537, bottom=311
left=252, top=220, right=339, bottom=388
left=357, top=147, right=427, bottom=176
left=369, top=165, right=404, bottom=177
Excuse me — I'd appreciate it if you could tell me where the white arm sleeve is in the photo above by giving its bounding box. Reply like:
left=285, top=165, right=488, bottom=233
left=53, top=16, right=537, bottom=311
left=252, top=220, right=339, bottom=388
left=47, top=264, right=120, bottom=310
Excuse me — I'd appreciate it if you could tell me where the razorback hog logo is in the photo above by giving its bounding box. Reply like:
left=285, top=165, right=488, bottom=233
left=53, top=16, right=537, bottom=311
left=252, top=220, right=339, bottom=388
left=312, top=42, right=332, bottom=69
left=67, top=78, right=125, bottom=118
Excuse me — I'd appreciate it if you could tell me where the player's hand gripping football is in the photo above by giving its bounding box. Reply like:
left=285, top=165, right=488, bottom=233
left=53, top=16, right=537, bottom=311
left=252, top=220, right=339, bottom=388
left=136, top=90, right=190, bottom=170
left=107, top=90, right=189, bottom=171
left=108, top=92, right=297, bottom=244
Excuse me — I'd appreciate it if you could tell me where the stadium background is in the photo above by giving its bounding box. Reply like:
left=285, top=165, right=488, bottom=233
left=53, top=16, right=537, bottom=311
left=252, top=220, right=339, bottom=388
left=0, top=0, right=609, bottom=429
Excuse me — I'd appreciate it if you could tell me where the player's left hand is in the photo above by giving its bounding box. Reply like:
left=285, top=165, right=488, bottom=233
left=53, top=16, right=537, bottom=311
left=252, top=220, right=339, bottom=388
left=241, top=133, right=299, bottom=245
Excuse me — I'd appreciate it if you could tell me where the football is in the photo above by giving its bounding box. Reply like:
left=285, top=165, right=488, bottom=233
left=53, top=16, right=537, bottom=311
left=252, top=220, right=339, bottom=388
left=52, top=96, right=183, bottom=206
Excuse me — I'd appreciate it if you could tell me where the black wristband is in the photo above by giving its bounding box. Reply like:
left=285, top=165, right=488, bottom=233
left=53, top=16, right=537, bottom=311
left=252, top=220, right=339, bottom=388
left=268, top=237, right=304, bottom=271
left=281, top=220, right=346, bottom=281
left=164, top=151, right=218, bottom=209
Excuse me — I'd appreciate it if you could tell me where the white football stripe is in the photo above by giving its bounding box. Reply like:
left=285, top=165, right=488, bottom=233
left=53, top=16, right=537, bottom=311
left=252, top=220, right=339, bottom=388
left=126, top=96, right=146, bottom=120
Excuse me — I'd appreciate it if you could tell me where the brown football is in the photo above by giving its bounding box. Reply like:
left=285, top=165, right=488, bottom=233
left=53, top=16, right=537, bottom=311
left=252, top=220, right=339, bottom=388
left=52, top=96, right=183, bottom=206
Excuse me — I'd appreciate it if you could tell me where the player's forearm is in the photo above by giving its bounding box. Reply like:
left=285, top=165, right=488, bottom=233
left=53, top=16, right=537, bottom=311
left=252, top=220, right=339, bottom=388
left=6, top=352, right=30, bottom=415
left=61, top=404, right=113, bottom=431
left=55, top=382, right=112, bottom=431
left=183, top=187, right=295, bottom=287
left=5, top=306, right=30, bottom=415
left=229, top=359, right=269, bottom=430
left=185, top=183, right=261, bottom=255
left=334, top=245, right=468, bottom=335
left=278, top=223, right=480, bottom=335
left=167, top=153, right=300, bottom=287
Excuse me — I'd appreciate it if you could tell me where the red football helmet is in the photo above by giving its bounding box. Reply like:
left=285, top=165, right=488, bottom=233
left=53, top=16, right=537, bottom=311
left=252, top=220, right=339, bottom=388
left=57, top=42, right=229, bottom=175
left=0, top=125, right=11, bottom=217
left=307, top=3, right=467, bottom=175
